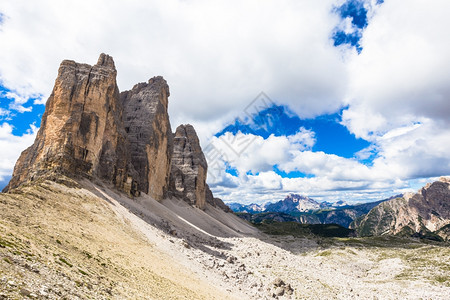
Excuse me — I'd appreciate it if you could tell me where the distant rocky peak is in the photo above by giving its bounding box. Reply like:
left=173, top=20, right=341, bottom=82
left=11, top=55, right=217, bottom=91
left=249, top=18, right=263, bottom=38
left=96, top=53, right=116, bottom=69
left=264, top=193, right=321, bottom=213
left=286, top=193, right=312, bottom=201
left=439, top=176, right=450, bottom=183
left=353, top=178, right=450, bottom=239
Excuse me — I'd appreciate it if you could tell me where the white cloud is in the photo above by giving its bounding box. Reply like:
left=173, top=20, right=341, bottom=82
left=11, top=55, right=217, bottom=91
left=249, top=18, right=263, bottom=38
left=0, top=107, right=11, bottom=119
left=370, top=121, right=450, bottom=180
left=206, top=129, right=315, bottom=178
left=3, top=91, right=33, bottom=112
left=1, top=0, right=449, bottom=203
left=0, top=123, right=37, bottom=184
left=338, top=0, right=450, bottom=188
left=0, top=0, right=348, bottom=128
left=206, top=127, right=450, bottom=204
left=343, top=0, right=450, bottom=139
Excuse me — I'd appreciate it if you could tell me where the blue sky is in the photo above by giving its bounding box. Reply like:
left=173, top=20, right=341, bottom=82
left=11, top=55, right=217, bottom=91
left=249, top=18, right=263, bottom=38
left=0, top=0, right=449, bottom=203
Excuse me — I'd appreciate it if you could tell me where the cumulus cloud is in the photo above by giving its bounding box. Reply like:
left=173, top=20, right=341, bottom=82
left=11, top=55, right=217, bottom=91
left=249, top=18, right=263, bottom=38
left=337, top=0, right=450, bottom=191
left=207, top=125, right=450, bottom=204
left=0, top=122, right=37, bottom=187
left=206, top=129, right=315, bottom=179
left=0, top=0, right=348, bottom=131
left=2, top=91, right=33, bottom=112
left=0, top=0, right=449, bottom=203
left=343, top=0, right=450, bottom=138
left=370, top=121, right=450, bottom=180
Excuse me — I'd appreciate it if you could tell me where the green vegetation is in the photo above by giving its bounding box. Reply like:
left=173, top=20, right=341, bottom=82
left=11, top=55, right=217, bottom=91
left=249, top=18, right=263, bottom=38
left=82, top=251, right=93, bottom=259
left=3, top=257, right=12, bottom=264
left=0, top=237, right=17, bottom=248
left=254, top=221, right=355, bottom=238
left=316, top=250, right=333, bottom=257
left=434, top=275, right=449, bottom=284
left=78, top=268, right=89, bottom=276
left=59, top=257, right=73, bottom=268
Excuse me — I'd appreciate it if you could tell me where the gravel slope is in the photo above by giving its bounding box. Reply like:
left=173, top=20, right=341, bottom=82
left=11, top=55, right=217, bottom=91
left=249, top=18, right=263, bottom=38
left=1, top=178, right=449, bottom=299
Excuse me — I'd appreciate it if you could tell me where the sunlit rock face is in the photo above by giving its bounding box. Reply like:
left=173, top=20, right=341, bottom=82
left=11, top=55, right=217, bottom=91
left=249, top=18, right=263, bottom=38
left=4, top=54, right=138, bottom=195
left=3, top=53, right=232, bottom=213
left=353, top=177, right=450, bottom=239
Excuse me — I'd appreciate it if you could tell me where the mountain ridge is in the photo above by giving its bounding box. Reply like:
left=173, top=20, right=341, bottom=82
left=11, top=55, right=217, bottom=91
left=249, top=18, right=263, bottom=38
left=0, top=53, right=449, bottom=299
left=229, top=193, right=394, bottom=228
left=3, top=53, right=229, bottom=212
left=351, top=177, right=450, bottom=240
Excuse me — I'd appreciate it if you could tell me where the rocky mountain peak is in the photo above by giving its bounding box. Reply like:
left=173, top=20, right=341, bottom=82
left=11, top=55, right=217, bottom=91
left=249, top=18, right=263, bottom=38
left=353, top=177, right=450, bottom=239
left=3, top=53, right=136, bottom=194
left=3, top=54, right=231, bottom=212
left=169, top=124, right=208, bottom=209
left=286, top=194, right=312, bottom=202
left=439, top=176, right=450, bottom=184
left=96, top=53, right=116, bottom=69
left=120, top=76, right=173, bottom=200
left=265, top=193, right=321, bottom=213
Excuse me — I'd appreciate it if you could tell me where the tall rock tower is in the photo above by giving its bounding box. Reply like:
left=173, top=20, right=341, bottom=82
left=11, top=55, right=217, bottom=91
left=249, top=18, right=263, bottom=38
left=3, top=53, right=231, bottom=213
left=121, top=77, right=173, bottom=200
left=169, top=124, right=208, bottom=209
left=3, top=54, right=137, bottom=195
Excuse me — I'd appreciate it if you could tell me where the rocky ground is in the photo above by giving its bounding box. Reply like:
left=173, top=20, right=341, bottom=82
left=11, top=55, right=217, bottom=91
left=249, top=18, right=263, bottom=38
left=1, top=178, right=449, bottom=299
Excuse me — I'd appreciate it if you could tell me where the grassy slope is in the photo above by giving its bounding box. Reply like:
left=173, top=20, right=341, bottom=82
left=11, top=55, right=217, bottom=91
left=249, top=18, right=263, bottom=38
left=254, top=221, right=355, bottom=238
left=0, top=178, right=232, bottom=299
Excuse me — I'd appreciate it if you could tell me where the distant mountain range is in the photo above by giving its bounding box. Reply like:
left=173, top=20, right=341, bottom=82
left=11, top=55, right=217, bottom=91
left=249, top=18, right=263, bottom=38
left=229, top=193, right=397, bottom=228
left=229, top=194, right=349, bottom=214
left=231, top=177, right=450, bottom=241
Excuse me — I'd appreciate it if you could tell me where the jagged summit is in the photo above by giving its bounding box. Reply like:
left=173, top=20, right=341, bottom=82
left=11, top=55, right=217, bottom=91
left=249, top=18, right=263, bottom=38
left=352, top=176, right=450, bottom=239
left=170, top=124, right=208, bottom=208
left=4, top=53, right=132, bottom=193
left=3, top=54, right=230, bottom=212
left=96, top=53, right=116, bottom=68
left=265, top=193, right=321, bottom=213
left=120, top=75, right=173, bottom=200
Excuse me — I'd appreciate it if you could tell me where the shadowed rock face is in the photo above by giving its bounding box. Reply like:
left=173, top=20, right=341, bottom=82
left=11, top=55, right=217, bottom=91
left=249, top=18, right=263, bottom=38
left=4, top=54, right=138, bottom=195
left=121, top=77, right=173, bottom=200
left=169, top=124, right=208, bottom=209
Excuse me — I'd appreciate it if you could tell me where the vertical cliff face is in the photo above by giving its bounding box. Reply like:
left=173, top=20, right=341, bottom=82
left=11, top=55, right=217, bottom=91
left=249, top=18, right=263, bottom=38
left=121, top=77, right=173, bottom=200
left=3, top=53, right=230, bottom=212
left=4, top=54, right=137, bottom=195
left=169, top=124, right=208, bottom=209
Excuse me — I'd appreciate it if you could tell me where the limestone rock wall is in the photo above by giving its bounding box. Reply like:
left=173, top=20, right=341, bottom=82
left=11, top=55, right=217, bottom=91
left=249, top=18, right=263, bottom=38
left=4, top=53, right=230, bottom=213
left=169, top=125, right=208, bottom=209
left=4, top=54, right=138, bottom=195
left=205, top=184, right=232, bottom=213
left=121, top=77, right=173, bottom=200
left=353, top=177, right=450, bottom=237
